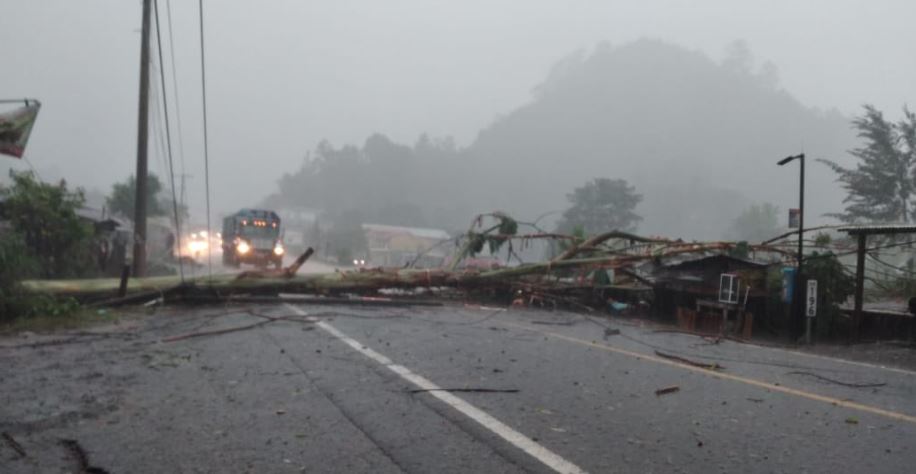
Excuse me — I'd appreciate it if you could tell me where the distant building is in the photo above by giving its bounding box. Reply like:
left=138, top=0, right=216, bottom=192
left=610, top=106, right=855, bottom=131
left=362, top=223, right=451, bottom=268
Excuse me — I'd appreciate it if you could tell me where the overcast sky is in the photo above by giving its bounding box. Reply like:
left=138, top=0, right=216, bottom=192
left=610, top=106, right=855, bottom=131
left=2, top=0, right=914, bottom=224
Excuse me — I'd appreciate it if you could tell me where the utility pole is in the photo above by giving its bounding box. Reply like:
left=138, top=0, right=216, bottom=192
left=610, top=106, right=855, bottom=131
left=132, top=0, right=153, bottom=277
left=777, top=153, right=806, bottom=342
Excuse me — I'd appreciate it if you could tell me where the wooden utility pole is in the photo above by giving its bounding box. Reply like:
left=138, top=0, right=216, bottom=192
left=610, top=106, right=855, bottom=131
left=132, top=0, right=153, bottom=277
left=853, top=233, right=866, bottom=340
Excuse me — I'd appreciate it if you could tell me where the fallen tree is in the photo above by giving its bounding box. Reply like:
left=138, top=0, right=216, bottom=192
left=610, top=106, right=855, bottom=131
left=20, top=211, right=798, bottom=306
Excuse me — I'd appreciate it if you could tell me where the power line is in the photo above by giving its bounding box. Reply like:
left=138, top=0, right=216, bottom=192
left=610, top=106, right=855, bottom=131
left=148, top=63, right=170, bottom=179
left=164, top=0, right=188, bottom=208
left=153, top=0, right=185, bottom=282
left=198, top=0, right=213, bottom=281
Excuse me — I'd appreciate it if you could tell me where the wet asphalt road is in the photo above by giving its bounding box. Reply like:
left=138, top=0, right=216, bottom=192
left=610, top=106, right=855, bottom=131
left=2, top=302, right=915, bottom=473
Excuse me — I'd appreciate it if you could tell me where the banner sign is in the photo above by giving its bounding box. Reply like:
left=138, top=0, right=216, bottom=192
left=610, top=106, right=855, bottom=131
left=0, top=101, right=42, bottom=158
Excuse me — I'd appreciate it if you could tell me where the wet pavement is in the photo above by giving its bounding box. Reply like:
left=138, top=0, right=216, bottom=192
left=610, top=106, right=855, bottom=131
left=1, top=303, right=915, bottom=473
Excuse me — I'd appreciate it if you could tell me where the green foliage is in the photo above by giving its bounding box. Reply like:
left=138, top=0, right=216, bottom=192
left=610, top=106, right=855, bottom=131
left=0, top=231, right=37, bottom=319
left=819, top=105, right=916, bottom=223
left=556, top=178, right=642, bottom=234
left=557, top=225, right=586, bottom=254
left=727, top=203, right=780, bottom=242
left=804, top=251, right=856, bottom=337
left=813, top=232, right=832, bottom=247
left=265, top=134, right=464, bottom=229
left=728, top=241, right=750, bottom=259
left=0, top=230, right=79, bottom=321
left=106, top=174, right=167, bottom=222
left=466, top=212, right=518, bottom=257
left=0, top=171, right=95, bottom=278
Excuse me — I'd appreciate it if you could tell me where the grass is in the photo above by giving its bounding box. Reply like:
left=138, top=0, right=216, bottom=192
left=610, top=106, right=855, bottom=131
left=0, top=306, right=138, bottom=334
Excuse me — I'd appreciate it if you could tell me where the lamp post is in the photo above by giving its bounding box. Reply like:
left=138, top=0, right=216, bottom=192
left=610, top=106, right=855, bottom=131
left=777, top=153, right=807, bottom=343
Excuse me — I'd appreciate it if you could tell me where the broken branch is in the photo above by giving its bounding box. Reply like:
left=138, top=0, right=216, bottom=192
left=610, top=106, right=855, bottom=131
left=654, top=350, right=724, bottom=370
left=655, top=385, right=680, bottom=396
left=2, top=431, right=26, bottom=458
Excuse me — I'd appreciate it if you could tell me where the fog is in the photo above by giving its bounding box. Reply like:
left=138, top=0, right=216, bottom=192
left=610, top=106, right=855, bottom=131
left=2, top=0, right=914, bottom=239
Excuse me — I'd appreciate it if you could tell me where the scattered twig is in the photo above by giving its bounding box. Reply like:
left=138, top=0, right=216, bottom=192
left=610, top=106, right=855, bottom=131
left=2, top=431, right=26, bottom=458
left=161, top=311, right=317, bottom=343
left=651, top=328, right=747, bottom=344
left=408, top=388, right=520, bottom=394
left=655, top=385, right=680, bottom=396
left=60, top=438, right=110, bottom=474
left=161, top=319, right=276, bottom=343
left=654, top=350, right=724, bottom=370
left=785, top=371, right=886, bottom=388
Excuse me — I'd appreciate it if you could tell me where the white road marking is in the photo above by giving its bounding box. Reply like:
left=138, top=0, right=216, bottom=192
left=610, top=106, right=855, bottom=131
left=285, top=304, right=586, bottom=474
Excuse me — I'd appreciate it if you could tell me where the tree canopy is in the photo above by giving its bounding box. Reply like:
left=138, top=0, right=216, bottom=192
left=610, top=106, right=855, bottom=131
left=727, top=203, right=780, bottom=242
left=263, top=133, right=467, bottom=230
left=106, top=174, right=167, bottom=223
left=820, top=105, right=916, bottom=223
left=556, top=178, right=642, bottom=234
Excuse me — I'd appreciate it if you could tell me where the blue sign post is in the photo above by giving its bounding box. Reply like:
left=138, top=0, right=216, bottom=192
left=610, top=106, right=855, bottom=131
left=781, top=267, right=797, bottom=303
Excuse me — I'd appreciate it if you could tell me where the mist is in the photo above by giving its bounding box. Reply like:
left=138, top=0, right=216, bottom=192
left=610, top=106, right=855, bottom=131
left=2, top=0, right=914, bottom=239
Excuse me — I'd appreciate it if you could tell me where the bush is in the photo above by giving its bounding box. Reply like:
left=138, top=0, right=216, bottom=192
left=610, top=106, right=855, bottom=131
left=0, top=171, right=92, bottom=321
left=0, top=231, right=38, bottom=319
left=0, top=232, right=80, bottom=321
left=805, top=251, right=856, bottom=339
left=0, top=171, right=95, bottom=278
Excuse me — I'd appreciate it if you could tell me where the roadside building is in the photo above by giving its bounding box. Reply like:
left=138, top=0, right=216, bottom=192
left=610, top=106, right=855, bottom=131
left=362, top=223, right=451, bottom=268
left=629, top=253, right=773, bottom=337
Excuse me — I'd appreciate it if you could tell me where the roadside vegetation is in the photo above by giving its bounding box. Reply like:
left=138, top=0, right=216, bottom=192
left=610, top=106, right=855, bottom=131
left=0, top=171, right=93, bottom=321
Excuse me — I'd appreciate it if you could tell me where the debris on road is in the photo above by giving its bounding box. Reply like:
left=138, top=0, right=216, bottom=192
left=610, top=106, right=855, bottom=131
left=60, top=438, right=110, bottom=474
left=654, top=350, right=724, bottom=370
left=161, top=311, right=313, bottom=343
left=785, top=371, right=886, bottom=388
left=655, top=385, right=681, bottom=396
left=21, top=211, right=795, bottom=325
left=2, top=431, right=27, bottom=458
left=408, top=388, right=520, bottom=394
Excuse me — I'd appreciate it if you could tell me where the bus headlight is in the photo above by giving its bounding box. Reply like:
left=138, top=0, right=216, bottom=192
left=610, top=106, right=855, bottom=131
left=236, top=241, right=251, bottom=254
left=273, top=244, right=285, bottom=256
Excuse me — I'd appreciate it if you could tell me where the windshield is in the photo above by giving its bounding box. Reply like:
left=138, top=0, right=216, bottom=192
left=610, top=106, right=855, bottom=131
left=239, top=224, right=279, bottom=239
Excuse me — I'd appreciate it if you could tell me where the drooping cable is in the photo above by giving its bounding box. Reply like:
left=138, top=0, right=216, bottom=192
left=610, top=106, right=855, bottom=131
left=164, top=0, right=188, bottom=209
left=153, top=0, right=185, bottom=282
left=198, top=0, right=213, bottom=281
left=148, top=65, right=170, bottom=179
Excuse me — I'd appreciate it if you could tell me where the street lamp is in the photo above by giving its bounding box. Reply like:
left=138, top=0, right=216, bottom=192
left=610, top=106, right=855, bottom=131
left=778, top=153, right=807, bottom=343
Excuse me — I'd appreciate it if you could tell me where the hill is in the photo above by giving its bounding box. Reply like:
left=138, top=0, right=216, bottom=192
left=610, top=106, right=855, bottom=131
left=465, top=39, right=854, bottom=238
left=266, top=39, right=856, bottom=239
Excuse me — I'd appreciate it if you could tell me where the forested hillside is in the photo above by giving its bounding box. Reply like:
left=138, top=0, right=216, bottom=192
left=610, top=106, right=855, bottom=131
left=266, top=40, right=855, bottom=239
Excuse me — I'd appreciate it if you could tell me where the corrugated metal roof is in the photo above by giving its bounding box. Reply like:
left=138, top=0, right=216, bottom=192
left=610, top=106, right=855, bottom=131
left=838, top=224, right=916, bottom=235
